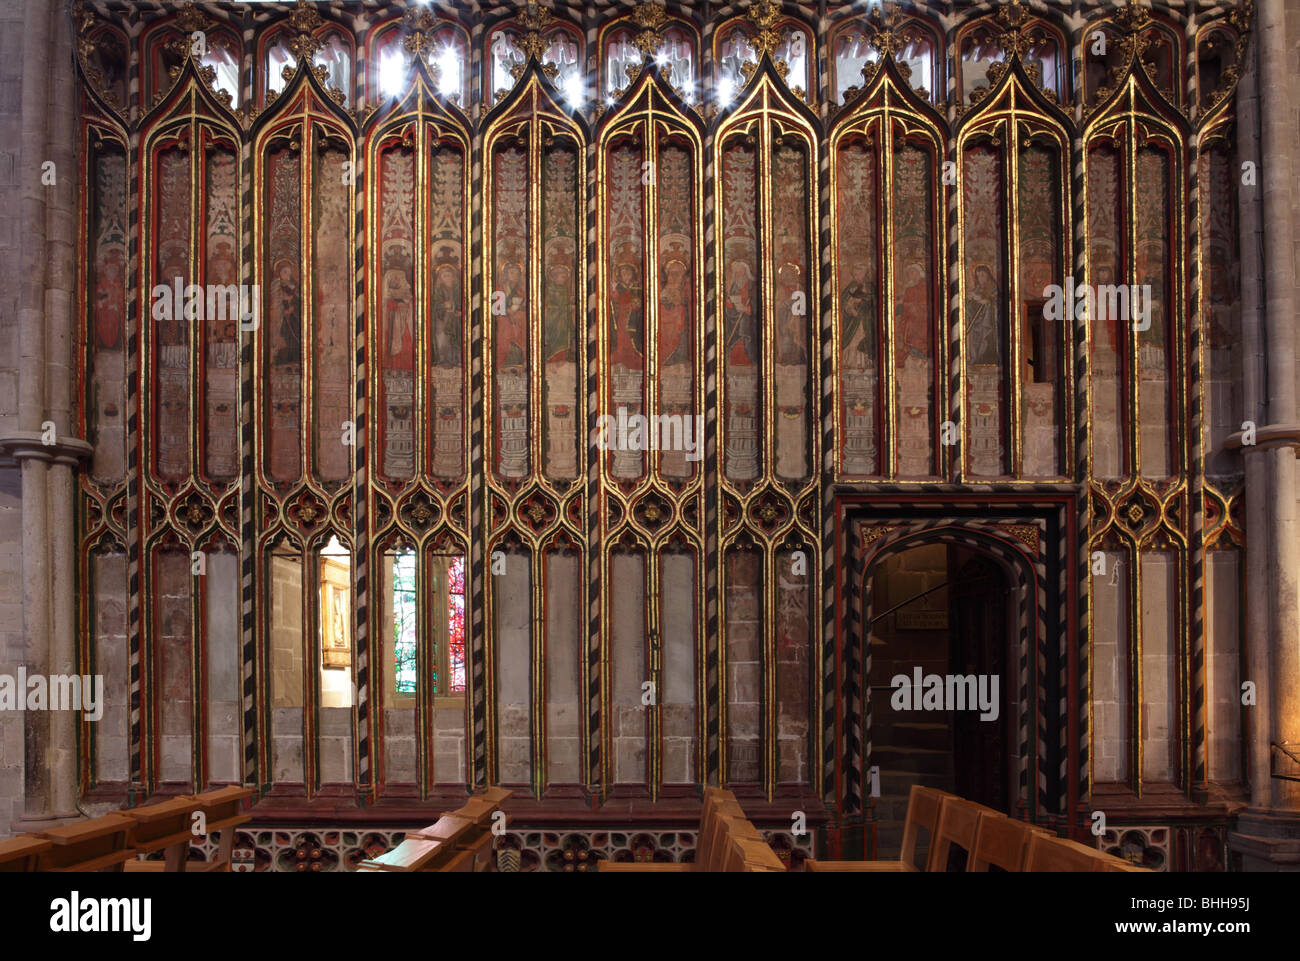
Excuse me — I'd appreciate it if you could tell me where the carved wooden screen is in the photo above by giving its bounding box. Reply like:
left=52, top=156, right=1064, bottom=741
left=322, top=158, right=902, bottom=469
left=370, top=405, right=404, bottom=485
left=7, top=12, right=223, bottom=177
left=597, top=72, right=706, bottom=795
left=253, top=66, right=357, bottom=795
left=716, top=65, right=819, bottom=791
left=366, top=59, right=471, bottom=796
left=70, top=2, right=1250, bottom=827
left=1082, top=18, right=1189, bottom=791
left=482, top=69, right=588, bottom=797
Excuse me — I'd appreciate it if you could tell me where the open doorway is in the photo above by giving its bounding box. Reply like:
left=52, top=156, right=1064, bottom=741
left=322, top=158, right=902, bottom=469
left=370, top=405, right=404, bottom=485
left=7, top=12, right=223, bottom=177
left=866, top=541, right=1017, bottom=857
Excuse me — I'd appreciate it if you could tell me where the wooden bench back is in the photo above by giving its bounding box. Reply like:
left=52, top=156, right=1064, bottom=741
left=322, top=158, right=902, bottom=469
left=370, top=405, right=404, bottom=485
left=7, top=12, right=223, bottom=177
left=968, top=815, right=1050, bottom=872
left=724, top=836, right=786, bottom=872
left=899, top=784, right=955, bottom=870
left=0, top=836, right=51, bottom=872
left=1025, top=833, right=1108, bottom=872
left=37, top=813, right=136, bottom=872
left=927, top=797, right=1002, bottom=872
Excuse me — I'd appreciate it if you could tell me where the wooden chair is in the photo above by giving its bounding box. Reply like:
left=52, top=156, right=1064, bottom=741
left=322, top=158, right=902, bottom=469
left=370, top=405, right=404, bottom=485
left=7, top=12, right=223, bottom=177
left=0, top=835, right=51, bottom=872
left=805, top=783, right=955, bottom=872
left=926, top=797, right=1004, bottom=872
left=968, top=816, right=1051, bottom=872
left=122, top=795, right=203, bottom=873
left=1025, top=833, right=1111, bottom=872
left=37, top=813, right=136, bottom=872
left=177, top=786, right=254, bottom=872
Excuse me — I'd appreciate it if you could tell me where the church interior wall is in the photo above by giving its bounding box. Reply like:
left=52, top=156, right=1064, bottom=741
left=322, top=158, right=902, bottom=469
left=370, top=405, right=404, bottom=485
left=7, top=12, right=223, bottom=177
left=0, top=0, right=1295, bottom=872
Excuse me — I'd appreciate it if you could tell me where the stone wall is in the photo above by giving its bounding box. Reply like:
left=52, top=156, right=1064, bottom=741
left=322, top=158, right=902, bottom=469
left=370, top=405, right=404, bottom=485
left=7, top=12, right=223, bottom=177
left=0, top=0, right=33, bottom=839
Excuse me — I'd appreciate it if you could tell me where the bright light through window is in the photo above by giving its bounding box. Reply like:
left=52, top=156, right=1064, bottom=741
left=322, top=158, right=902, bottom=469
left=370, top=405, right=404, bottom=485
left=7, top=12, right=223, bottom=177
left=437, top=45, right=461, bottom=99
left=380, top=47, right=407, bottom=98
left=563, top=72, right=585, bottom=107
left=718, top=75, right=735, bottom=107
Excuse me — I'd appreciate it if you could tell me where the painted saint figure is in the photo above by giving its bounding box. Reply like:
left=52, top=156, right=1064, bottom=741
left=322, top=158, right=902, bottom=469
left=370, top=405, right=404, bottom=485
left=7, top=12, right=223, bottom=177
left=724, top=258, right=757, bottom=365
left=658, top=258, right=690, bottom=367
left=965, top=263, right=1001, bottom=366
left=497, top=261, right=527, bottom=368
left=840, top=261, right=876, bottom=365
left=431, top=259, right=463, bottom=368
left=383, top=252, right=414, bottom=368
left=609, top=261, right=644, bottom=368
left=543, top=261, right=575, bottom=364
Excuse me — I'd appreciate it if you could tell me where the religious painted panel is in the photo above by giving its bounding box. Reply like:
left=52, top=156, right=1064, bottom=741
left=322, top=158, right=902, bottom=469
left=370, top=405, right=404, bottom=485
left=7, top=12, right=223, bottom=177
left=962, top=143, right=1007, bottom=477
left=604, top=137, right=647, bottom=483
left=1087, top=142, right=1125, bottom=478
left=1017, top=143, right=1063, bottom=476
left=771, top=139, right=811, bottom=482
left=202, top=143, right=240, bottom=484
left=1136, top=145, right=1173, bottom=478
left=541, top=143, right=580, bottom=482
left=88, top=140, right=128, bottom=484
left=892, top=143, right=936, bottom=477
left=427, top=143, right=467, bottom=483
left=376, top=141, right=417, bottom=482
left=263, top=143, right=303, bottom=486
left=833, top=138, right=879, bottom=477
left=312, top=145, right=352, bottom=485
left=720, top=140, right=760, bottom=486
left=152, top=141, right=193, bottom=484
left=491, top=142, right=529, bottom=482
left=655, top=140, right=696, bottom=482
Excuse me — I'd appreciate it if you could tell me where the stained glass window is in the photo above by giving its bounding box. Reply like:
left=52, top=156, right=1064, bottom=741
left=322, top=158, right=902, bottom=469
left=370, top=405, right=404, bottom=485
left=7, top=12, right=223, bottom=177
left=393, top=551, right=418, bottom=695
left=447, top=555, right=465, bottom=693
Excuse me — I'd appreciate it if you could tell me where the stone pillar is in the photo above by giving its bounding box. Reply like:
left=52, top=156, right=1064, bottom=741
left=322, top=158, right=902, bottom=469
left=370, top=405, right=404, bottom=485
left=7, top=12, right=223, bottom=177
left=1, top=0, right=87, bottom=832
left=1229, top=0, right=1300, bottom=870
left=1233, top=28, right=1272, bottom=811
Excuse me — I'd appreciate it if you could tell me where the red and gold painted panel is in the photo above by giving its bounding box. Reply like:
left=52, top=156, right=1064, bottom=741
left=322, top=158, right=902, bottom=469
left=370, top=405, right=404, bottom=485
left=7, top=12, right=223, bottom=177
left=829, top=57, right=945, bottom=481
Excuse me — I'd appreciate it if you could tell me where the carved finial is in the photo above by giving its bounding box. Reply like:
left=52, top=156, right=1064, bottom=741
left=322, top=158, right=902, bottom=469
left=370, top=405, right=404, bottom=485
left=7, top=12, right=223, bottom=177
left=175, top=5, right=213, bottom=35
left=746, top=0, right=784, bottom=60
left=1115, top=0, right=1152, bottom=35
left=630, top=1, right=670, bottom=57
left=995, top=0, right=1038, bottom=61
left=866, top=7, right=904, bottom=59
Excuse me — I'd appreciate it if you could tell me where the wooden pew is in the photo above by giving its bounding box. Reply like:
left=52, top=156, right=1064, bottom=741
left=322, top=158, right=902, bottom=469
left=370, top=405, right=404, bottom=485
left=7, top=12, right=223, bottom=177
left=177, top=786, right=255, bottom=872
left=370, top=788, right=513, bottom=873
left=0, top=835, right=51, bottom=872
left=926, top=796, right=1005, bottom=872
left=359, top=838, right=449, bottom=873
left=805, top=784, right=954, bottom=872
left=723, top=836, right=787, bottom=872
left=968, top=815, right=1052, bottom=872
left=37, top=813, right=136, bottom=872
left=1025, top=833, right=1112, bottom=872
left=1099, top=857, right=1153, bottom=872
left=600, top=789, right=744, bottom=872
left=121, top=795, right=202, bottom=872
